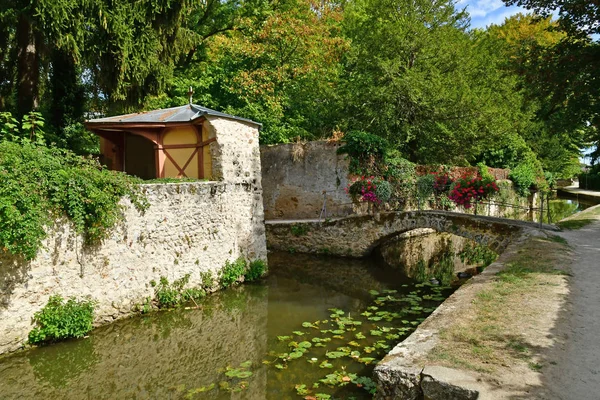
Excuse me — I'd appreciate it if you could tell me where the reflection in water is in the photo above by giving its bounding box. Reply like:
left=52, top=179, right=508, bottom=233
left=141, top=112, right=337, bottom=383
left=27, top=337, right=98, bottom=388
left=544, top=193, right=599, bottom=223
left=0, top=253, right=448, bottom=400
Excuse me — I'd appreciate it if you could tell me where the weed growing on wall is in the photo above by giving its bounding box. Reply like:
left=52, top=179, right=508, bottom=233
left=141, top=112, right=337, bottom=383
left=0, top=141, right=148, bottom=260
left=244, top=259, right=267, bottom=282
left=200, top=271, right=215, bottom=291
left=459, top=243, right=498, bottom=268
left=220, top=257, right=247, bottom=288
left=151, top=274, right=205, bottom=309
left=290, top=224, right=309, bottom=236
left=28, top=295, right=95, bottom=345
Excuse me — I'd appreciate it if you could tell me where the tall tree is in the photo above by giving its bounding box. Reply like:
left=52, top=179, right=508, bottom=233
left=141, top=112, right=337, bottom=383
left=502, top=0, right=599, bottom=164
left=339, top=0, right=533, bottom=165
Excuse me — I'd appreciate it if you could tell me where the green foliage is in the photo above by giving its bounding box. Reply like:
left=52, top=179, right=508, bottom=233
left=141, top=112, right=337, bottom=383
left=28, top=295, right=95, bottom=345
left=200, top=271, right=215, bottom=291
left=432, top=252, right=456, bottom=286
left=509, top=156, right=543, bottom=197
left=337, top=131, right=390, bottom=175
left=416, top=175, right=436, bottom=201
left=244, top=259, right=267, bottom=282
left=0, top=141, right=147, bottom=260
left=290, top=224, right=309, bottom=236
left=347, top=176, right=392, bottom=205
left=220, top=257, right=247, bottom=288
left=414, top=258, right=429, bottom=283
left=153, top=274, right=205, bottom=309
left=375, top=180, right=393, bottom=203
left=459, top=243, right=498, bottom=268
left=578, top=172, right=600, bottom=191
left=477, top=162, right=494, bottom=182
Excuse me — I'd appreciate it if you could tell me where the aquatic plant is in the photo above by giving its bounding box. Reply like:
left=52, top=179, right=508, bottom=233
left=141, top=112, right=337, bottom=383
left=28, top=295, right=95, bottom=345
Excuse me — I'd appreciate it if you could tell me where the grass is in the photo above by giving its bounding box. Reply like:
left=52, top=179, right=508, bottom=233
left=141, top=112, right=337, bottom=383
left=557, top=219, right=594, bottom=230
left=557, top=205, right=600, bottom=230
left=426, top=236, right=571, bottom=374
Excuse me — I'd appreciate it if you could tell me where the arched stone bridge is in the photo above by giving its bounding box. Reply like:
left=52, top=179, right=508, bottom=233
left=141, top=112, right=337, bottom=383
left=265, top=210, right=557, bottom=257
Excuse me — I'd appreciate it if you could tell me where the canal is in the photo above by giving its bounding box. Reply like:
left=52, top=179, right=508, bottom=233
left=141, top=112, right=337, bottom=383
left=0, top=253, right=453, bottom=400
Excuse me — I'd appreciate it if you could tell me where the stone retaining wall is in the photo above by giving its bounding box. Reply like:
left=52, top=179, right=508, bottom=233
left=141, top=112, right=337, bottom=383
left=260, top=141, right=352, bottom=220
left=372, top=228, right=556, bottom=399
left=0, top=182, right=267, bottom=355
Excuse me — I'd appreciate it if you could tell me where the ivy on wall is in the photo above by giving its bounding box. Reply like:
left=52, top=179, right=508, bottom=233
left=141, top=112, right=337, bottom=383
left=0, top=141, right=148, bottom=260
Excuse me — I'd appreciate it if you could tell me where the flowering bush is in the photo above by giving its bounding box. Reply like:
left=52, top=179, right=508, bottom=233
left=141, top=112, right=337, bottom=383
left=346, top=176, right=392, bottom=204
left=449, top=175, right=499, bottom=209
left=432, top=172, right=453, bottom=195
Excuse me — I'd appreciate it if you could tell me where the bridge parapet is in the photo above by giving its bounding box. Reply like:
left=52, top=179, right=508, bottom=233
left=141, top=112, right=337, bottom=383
left=266, top=211, right=555, bottom=257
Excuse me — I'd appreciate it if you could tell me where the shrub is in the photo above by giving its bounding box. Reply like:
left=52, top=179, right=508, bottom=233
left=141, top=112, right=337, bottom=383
left=509, top=154, right=546, bottom=196
left=220, top=257, right=247, bottom=288
left=337, top=131, right=389, bottom=175
left=152, top=274, right=205, bottom=309
left=347, top=176, right=391, bottom=204
left=0, top=141, right=147, bottom=260
left=416, top=174, right=436, bottom=200
left=579, top=173, right=600, bottom=190
left=28, top=295, right=95, bottom=345
left=244, top=259, right=267, bottom=282
left=459, top=243, right=498, bottom=268
left=510, top=162, right=537, bottom=196
left=449, top=175, right=499, bottom=209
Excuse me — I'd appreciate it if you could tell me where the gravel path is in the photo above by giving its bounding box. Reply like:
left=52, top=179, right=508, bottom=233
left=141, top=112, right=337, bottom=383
left=537, top=219, right=600, bottom=400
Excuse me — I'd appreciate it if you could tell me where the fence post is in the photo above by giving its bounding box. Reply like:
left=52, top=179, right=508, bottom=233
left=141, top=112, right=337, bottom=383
left=547, top=193, right=552, bottom=224
left=539, top=191, right=544, bottom=229
left=319, top=191, right=327, bottom=222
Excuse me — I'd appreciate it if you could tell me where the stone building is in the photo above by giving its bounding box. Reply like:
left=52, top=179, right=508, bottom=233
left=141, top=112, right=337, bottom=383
left=86, top=103, right=260, bottom=181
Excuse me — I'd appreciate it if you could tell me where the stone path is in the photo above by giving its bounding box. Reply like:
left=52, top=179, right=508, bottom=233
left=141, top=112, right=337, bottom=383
left=557, top=184, right=600, bottom=200
left=536, top=218, right=600, bottom=399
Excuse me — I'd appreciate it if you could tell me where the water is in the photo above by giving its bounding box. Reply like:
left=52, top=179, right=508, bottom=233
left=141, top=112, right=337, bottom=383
left=544, top=193, right=600, bottom=223
left=0, top=253, right=452, bottom=400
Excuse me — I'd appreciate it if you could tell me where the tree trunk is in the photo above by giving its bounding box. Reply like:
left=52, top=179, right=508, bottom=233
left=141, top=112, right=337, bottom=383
left=50, top=49, right=84, bottom=130
left=16, top=13, right=40, bottom=118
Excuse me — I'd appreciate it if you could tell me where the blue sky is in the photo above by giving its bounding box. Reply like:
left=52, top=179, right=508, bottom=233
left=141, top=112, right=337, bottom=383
left=457, top=0, right=527, bottom=29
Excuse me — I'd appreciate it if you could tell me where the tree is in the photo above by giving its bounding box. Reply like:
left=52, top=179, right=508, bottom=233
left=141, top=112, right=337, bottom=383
left=148, top=0, right=348, bottom=144
left=487, top=14, right=585, bottom=177
left=502, top=0, right=599, bottom=166
left=503, top=0, right=599, bottom=36
left=337, top=0, right=533, bottom=165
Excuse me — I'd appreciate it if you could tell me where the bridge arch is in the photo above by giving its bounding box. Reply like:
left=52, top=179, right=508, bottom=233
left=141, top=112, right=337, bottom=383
left=265, top=211, right=546, bottom=258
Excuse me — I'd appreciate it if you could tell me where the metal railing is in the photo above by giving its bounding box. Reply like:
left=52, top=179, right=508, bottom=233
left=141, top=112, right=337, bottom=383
left=316, top=184, right=554, bottom=229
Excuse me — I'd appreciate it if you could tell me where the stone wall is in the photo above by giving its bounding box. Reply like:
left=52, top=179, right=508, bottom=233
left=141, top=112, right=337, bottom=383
left=0, top=115, right=267, bottom=355
left=260, top=141, right=535, bottom=221
left=260, top=141, right=353, bottom=220
left=377, top=230, right=474, bottom=277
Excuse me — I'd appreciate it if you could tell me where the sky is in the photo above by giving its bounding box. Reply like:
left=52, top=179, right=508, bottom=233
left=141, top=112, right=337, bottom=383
left=457, top=0, right=527, bottom=29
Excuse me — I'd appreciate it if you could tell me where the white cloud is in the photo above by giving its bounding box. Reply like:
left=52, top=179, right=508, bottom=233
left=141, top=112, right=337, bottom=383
left=462, top=0, right=505, bottom=18
left=474, top=5, right=528, bottom=28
